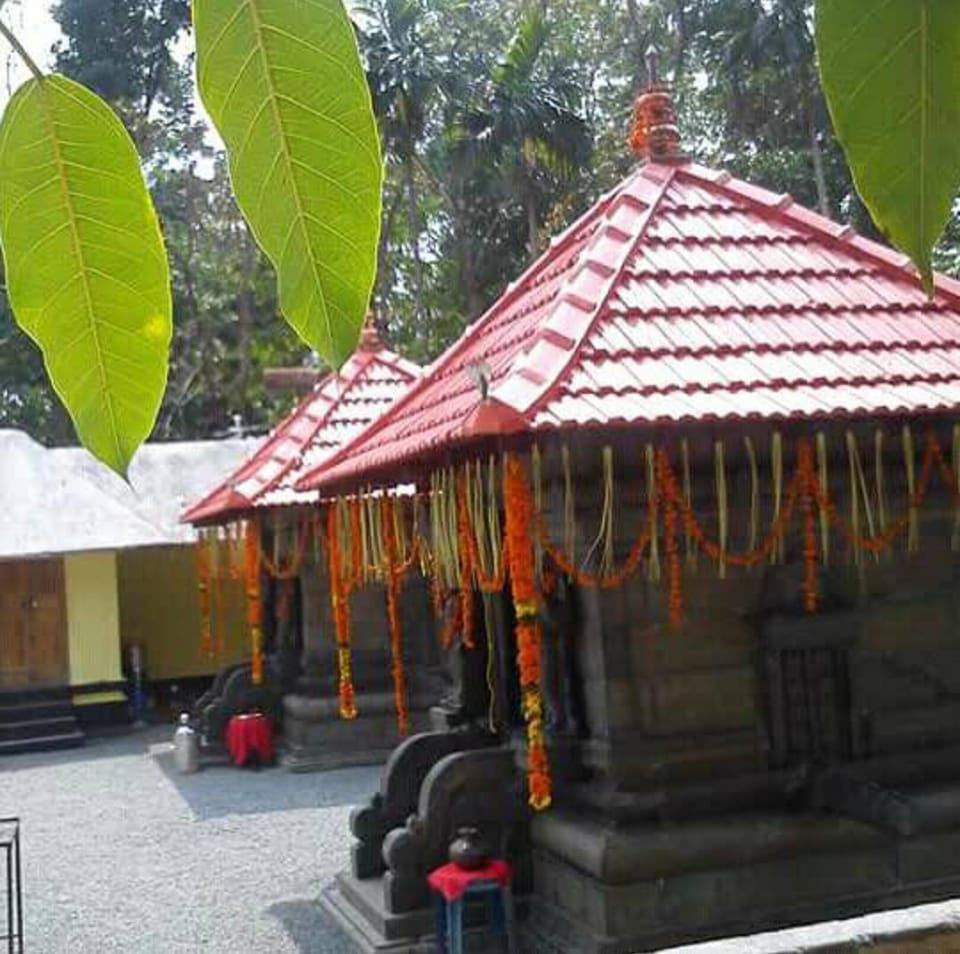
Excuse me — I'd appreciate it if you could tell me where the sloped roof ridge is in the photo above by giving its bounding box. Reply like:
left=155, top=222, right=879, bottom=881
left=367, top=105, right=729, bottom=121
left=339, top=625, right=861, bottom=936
left=250, top=349, right=381, bottom=499
left=489, top=162, right=678, bottom=418
left=183, top=344, right=409, bottom=522
left=292, top=171, right=640, bottom=491
left=681, top=162, right=960, bottom=306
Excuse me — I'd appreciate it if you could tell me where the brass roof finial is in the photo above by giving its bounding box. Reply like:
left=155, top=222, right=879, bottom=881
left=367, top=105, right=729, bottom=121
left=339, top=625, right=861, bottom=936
left=645, top=44, right=661, bottom=85
left=359, top=311, right=383, bottom=351
left=629, top=43, right=684, bottom=162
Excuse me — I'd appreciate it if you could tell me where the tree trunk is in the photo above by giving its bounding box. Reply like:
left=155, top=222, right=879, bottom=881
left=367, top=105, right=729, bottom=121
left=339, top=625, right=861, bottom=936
left=803, top=83, right=831, bottom=218
left=235, top=232, right=257, bottom=414
left=404, top=153, right=427, bottom=321
left=526, top=186, right=539, bottom=259
left=456, top=220, right=481, bottom=318
left=374, top=189, right=403, bottom=318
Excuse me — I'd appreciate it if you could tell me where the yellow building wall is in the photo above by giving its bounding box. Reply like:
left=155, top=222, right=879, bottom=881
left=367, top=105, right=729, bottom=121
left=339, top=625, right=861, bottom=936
left=64, top=551, right=124, bottom=705
left=116, top=545, right=248, bottom=681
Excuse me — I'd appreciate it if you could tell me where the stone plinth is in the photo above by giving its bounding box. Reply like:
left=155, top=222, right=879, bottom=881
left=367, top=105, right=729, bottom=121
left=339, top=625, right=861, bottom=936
left=282, top=689, right=437, bottom=772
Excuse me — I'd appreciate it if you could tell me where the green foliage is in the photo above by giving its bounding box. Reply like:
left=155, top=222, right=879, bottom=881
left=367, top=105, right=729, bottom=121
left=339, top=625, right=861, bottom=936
left=816, top=0, right=960, bottom=290
left=193, top=0, right=383, bottom=369
left=52, top=0, right=193, bottom=154
left=0, top=75, right=172, bottom=474
left=153, top=155, right=308, bottom=438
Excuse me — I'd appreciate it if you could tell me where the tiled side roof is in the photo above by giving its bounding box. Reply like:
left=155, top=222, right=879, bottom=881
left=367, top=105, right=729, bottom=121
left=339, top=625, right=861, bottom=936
left=182, top=343, right=420, bottom=524
left=297, top=159, right=960, bottom=493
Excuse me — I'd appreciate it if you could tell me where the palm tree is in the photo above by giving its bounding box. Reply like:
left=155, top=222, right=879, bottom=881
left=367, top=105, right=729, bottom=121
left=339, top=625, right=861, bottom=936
left=360, top=0, right=440, bottom=323
left=455, top=4, right=591, bottom=258
left=710, top=0, right=832, bottom=216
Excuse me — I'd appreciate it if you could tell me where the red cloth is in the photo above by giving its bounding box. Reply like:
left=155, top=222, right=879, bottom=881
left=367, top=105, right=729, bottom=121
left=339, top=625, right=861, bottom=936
left=225, top=713, right=274, bottom=767
left=427, top=860, right=512, bottom=903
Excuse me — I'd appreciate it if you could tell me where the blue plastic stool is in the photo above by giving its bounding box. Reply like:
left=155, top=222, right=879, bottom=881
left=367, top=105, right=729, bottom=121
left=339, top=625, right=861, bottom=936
left=428, top=860, right=519, bottom=954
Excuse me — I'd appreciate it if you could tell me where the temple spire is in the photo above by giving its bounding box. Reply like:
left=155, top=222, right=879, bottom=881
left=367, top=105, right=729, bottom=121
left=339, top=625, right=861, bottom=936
left=629, top=43, right=685, bottom=162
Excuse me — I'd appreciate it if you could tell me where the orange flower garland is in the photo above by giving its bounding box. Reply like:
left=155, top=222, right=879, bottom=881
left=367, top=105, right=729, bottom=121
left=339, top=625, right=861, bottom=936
left=657, top=451, right=683, bottom=630
left=243, top=519, right=265, bottom=686
left=798, top=440, right=819, bottom=613
left=326, top=504, right=358, bottom=720
left=212, top=541, right=227, bottom=658
left=503, top=453, right=551, bottom=811
left=259, top=517, right=311, bottom=580
left=195, top=533, right=213, bottom=658
left=455, top=472, right=476, bottom=649
left=539, top=520, right=649, bottom=590
left=382, top=495, right=410, bottom=736
left=531, top=433, right=960, bottom=631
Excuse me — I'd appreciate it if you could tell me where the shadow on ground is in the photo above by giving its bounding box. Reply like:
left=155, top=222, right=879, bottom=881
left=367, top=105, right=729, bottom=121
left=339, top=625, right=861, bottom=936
left=153, top=746, right=380, bottom=820
left=268, top=898, right=360, bottom=954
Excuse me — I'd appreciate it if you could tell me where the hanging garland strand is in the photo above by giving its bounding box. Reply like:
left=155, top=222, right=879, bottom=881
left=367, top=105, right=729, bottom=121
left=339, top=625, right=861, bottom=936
left=503, top=454, right=551, bottom=812
left=195, top=531, right=213, bottom=658
left=656, top=450, right=683, bottom=629
left=212, top=534, right=227, bottom=658
left=455, top=471, right=476, bottom=649
left=243, top=518, right=265, bottom=686
left=326, top=504, right=358, bottom=720
left=382, top=495, right=410, bottom=736
left=259, top=516, right=312, bottom=580
left=798, top=438, right=819, bottom=613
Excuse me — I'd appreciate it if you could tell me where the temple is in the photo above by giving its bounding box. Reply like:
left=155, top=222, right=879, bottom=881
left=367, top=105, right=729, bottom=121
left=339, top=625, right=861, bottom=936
left=290, top=56, right=960, bottom=953
left=182, top=323, right=442, bottom=770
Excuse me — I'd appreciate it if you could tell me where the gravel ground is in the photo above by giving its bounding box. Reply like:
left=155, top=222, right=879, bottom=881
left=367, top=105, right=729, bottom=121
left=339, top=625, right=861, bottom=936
left=0, top=728, right=377, bottom=953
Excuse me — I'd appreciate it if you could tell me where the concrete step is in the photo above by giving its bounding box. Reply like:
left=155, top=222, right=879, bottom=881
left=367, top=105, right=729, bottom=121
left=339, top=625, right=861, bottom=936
left=0, top=716, right=80, bottom=743
left=0, top=730, right=84, bottom=756
left=0, top=700, right=74, bottom=722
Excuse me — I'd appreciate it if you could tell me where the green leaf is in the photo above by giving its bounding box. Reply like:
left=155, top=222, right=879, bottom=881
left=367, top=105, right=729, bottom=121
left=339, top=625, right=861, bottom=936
left=815, top=0, right=960, bottom=291
left=0, top=75, right=172, bottom=475
left=192, top=0, right=383, bottom=369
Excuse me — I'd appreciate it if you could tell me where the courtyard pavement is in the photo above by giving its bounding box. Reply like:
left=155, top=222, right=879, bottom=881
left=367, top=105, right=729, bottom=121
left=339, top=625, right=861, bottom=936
left=0, top=728, right=373, bottom=953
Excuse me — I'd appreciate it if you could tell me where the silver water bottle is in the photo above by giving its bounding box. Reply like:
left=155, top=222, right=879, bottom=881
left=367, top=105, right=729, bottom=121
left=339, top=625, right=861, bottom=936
left=173, top=713, right=199, bottom=774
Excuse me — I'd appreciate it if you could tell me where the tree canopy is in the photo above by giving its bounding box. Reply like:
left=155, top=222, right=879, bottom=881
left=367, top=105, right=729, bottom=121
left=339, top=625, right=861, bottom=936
left=2, top=0, right=960, bottom=456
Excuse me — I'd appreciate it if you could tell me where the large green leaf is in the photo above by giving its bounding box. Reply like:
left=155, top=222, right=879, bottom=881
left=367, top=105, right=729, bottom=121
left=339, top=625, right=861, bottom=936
left=815, top=0, right=960, bottom=290
left=193, top=0, right=383, bottom=369
left=0, top=75, right=172, bottom=475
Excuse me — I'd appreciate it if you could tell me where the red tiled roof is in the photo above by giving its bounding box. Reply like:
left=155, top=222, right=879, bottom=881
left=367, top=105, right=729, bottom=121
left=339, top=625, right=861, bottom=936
left=297, top=158, right=960, bottom=493
left=182, top=333, right=420, bottom=524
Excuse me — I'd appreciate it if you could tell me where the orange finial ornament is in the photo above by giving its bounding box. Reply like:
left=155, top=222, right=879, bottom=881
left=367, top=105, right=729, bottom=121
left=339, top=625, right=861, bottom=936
left=629, top=45, right=684, bottom=162
left=359, top=312, right=383, bottom=351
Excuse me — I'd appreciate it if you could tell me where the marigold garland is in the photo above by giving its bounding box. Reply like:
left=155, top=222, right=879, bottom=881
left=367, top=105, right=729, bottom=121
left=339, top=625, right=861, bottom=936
left=503, top=453, right=551, bottom=811
left=195, top=532, right=213, bottom=658
left=798, top=439, right=819, bottom=613
left=539, top=523, right=649, bottom=590
left=656, top=451, right=683, bottom=630
left=259, top=517, right=311, bottom=580
left=437, top=596, right=462, bottom=650
left=326, top=504, right=358, bottom=720
left=455, top=472, right=476, bottom=649
left=243, top=519, right=264, bottom=686
left=532, top=432, right=960, bottom=631
left=382, top=495, right=410, bottom=736
left=213, top=553, right=227, bottom=659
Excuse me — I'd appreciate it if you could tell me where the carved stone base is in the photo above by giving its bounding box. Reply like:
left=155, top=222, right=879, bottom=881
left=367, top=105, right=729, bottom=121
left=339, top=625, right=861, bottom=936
left=320, top=874, right=435, bottom=953
left=525, top=807, right=896, bottom=953
left=320, top=872, right=527, bottom=954
left=282, top=691, right=433, bottom=772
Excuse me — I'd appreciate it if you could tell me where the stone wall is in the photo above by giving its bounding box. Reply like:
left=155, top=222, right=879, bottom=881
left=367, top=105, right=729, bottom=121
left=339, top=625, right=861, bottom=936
left=299, top=551, right=440, bottom=697
left=539, top=423, right=960, bottom=791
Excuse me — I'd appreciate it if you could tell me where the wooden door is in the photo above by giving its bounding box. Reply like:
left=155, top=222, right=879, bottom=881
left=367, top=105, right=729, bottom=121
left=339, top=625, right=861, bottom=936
left=0, top=559, right=69, bottom=688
